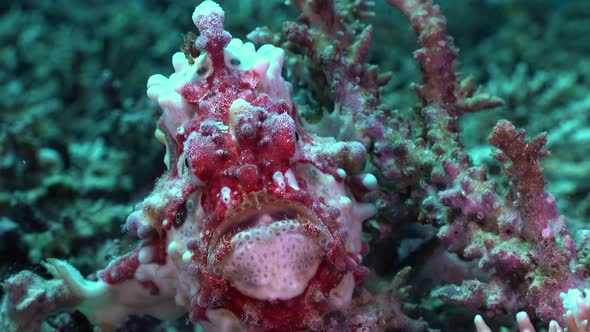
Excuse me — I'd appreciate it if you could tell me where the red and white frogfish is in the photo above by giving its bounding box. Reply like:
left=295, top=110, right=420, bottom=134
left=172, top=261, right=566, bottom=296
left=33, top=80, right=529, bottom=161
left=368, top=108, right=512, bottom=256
left=45, top=1, right=377, bottom=330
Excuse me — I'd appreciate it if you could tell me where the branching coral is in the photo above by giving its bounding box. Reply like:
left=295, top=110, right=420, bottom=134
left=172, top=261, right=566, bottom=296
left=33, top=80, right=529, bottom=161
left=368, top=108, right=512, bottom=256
left=2, top=0, right=589, bottom=331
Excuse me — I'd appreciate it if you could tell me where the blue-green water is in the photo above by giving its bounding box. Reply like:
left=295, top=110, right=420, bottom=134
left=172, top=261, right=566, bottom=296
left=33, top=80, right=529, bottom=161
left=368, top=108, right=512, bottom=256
left=1, top=0, right=589, bottom=331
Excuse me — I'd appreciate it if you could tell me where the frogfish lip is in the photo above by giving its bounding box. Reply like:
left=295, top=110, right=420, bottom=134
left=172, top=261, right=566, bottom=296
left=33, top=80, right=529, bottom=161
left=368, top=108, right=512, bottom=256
left=207, top=192, right=333, bottom=301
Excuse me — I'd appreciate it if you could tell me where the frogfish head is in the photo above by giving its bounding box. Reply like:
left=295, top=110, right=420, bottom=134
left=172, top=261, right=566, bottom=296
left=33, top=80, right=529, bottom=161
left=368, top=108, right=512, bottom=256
left=130, top=1, right=378, bottom=329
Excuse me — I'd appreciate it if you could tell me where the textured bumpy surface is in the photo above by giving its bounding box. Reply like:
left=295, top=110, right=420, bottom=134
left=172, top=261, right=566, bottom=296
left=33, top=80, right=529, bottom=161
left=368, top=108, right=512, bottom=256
left=10, top=1, right=377, bottom=331
left=4, top=0, right=590, bottom=331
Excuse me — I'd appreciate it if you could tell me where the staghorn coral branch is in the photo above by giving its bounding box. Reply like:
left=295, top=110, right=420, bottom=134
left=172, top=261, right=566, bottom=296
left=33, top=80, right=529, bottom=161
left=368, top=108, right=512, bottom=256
left=386, top=0, right=460, bottom=110
left=384, top=0, right=588, bottom=327
left=386, top=0, right=503, bottom=116
left=488, top=120, right=576, bottom=266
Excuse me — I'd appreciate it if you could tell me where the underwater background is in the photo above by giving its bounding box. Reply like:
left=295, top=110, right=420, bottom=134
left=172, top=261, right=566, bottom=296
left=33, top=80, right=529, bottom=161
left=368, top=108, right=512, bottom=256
left=1, top=0, right=589, bottom=331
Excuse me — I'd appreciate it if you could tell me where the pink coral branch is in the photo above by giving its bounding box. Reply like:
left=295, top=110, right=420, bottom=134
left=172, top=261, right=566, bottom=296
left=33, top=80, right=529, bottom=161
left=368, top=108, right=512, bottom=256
left=386, top=0, right=502, bottom=115
left=488, top=120, right=582, bottom=323
left=386, top=0, right=460, bottom=111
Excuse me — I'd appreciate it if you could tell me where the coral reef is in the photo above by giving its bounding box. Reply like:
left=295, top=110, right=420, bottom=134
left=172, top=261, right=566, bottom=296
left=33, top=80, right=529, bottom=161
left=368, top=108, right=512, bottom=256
left=1, top=0, right=590, bottom=331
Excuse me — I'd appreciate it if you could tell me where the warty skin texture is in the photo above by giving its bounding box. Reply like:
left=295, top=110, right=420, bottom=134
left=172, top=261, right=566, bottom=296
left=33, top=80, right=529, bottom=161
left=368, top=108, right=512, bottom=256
left=26, top=1, right=378, bottom=331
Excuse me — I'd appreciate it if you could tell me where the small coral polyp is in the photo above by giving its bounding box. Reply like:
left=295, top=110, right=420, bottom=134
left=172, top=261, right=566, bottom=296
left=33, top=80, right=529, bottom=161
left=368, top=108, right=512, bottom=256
left=40, top=1, right=377, bottom=331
